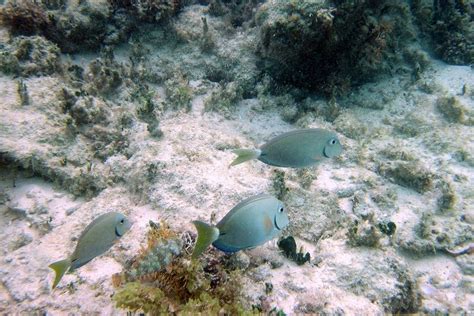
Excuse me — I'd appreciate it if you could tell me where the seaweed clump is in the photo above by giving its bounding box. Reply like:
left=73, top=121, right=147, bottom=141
left=256, top=0, right=415, bottom=94
left=164, top=73, right=193, bottom=111
left=206, top=0, right=265, bottom=28
left=278, top=236, right=310, bottom=265
left=0, top=0, right=183, bottom=53
left=112, top=222, right=247, bottom=314
left=0, top=0, right=51, bottom=35
left=0, top=36, right=61, bottom=76
left=0, top=0, right=115, bottom=53
left=411, top=0, right=473, bottom=65
left=347, top=218, right=383, bottom=248
left=436, top=95, right=474, bottom=126
left=110, top=0, right=183, bottom=23
left=203, top=82, right=243, bottom=117
left=377, top=160, right=434, bottom=193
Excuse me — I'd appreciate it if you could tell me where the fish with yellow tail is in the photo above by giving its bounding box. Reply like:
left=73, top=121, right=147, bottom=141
left=192, top=194, right=289, bottom=259
left=230, top=128, right=343, bottom=168
left=49, top=212, right=132, bottom=289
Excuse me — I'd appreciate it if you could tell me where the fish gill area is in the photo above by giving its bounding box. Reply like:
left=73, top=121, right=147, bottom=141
left=0, top=0, right=473, bottom=314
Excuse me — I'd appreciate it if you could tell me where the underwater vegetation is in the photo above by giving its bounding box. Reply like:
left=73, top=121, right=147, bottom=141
left=110, top=0, right=183, bottom=23
left=203, top=81, right=243, bottom=117
left=278, top=236, right=310, bottom=265
left=256, top=0, right=416, bottom=94
left=205, top=0, right=265, bottom=27
left=347, top=216, right=397, bottom=248
left=411, top=0, right=473, bottom=65
left=112, top=221, right=249, bottom=314
left=436, top=95, right=474, bottom=125
left=0, top=35, right=61, bottom=76
left=0, top=0, right=472, bottom=314
left=377, top=160, right=434, bottom=194
left=0, top=0, right=182, bottom=53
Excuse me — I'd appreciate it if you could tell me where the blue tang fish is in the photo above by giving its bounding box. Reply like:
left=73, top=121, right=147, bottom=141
left=230, top=128, right=343, bottom=168
left=49, top=212, right=132, bottom=289
left=192, top=194, right=289, bottom=258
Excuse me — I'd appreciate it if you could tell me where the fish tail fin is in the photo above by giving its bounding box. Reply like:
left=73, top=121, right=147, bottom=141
left=192, top=220, right=220, bottom=259
left=48, top=258, right=71, bottom=289
left=229, top=149, right=261, bottom=167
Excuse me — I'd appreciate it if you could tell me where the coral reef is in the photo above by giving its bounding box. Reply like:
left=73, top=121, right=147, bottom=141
left=110, top=0, right=182, bottom=23
left=0, top=36, right=61, bottom=76
left=256, top=0, right=415, bottom=94
left=203, top=81, right=242, bottom=117
left=436, top=95, right=473, bottom=125
left=112, top=222, right=248, bottom=314
left=0, top=0, right=182, bottom=53
left=126, top=221, right=183, bottom=280
left=377, top=160, right=434, bottom=193
left=0, top=0, right=51, bottom=36
left=347, top=218, right=382, bottom=248
left=82, top=57, right=124, bottom=96
left=415, top=212, right=472, bottom=251
left=411, top=0, right=473, bottom=65
left=206, top=0, right=264, bottom=28
left=0, top=0, right=472, bottom=313
left=165, top=72, right=193, bottom=111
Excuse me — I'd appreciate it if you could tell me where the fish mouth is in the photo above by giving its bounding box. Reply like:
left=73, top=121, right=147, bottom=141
left=274, top=216, right=282, bottom=230
left=115, top=226, right=123, bottom=237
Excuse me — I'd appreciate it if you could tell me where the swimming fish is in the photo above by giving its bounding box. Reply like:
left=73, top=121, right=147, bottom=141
left=48, top=212, right=132, bottom=289
left=192, top=194, right=289, bottom=258
left=230, top=128, right=343, bottom=168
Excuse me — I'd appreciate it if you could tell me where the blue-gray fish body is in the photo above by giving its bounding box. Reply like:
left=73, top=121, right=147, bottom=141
left=192, top=194, right=289, bottom=258
left=49, top=212, right=132, bottom=289
left=231, top=128, right=343, bottom=168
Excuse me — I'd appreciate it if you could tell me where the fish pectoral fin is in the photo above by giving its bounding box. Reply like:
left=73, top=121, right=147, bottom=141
left=48, top=258, right=72, bottom=289
left=192, top=221, right=220, bottom=259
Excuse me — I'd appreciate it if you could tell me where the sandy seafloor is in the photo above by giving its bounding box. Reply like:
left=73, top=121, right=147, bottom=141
left=0, top=2, right=473, bottom=315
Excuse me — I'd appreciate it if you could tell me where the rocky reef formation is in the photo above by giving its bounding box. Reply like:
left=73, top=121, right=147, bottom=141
left=256, top=0, right=417, bottom=94
left=0, top=0, right=182, bottom=52
left=0, top=0, right=473, bottom=314
left=411, top=0, right=473, bottom=65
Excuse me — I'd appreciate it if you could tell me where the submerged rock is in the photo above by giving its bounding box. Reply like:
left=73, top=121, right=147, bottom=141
left=0, top=36, right=61, bottom=76
left=377, top=160, right=434, bottom=193
left=436, top=95, right=474, bottom=126
left=256, top=0, right=416, bottom=93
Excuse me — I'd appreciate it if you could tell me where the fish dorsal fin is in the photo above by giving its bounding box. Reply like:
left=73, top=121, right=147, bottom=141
left=217, top=194, right=274, bottom=227
left=262, top=129, right=326, bottom=146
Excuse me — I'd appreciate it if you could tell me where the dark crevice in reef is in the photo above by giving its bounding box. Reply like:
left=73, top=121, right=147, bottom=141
left=0, top=151, right=105, bottom=198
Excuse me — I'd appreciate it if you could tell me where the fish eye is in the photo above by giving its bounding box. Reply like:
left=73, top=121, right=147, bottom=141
left=120, top=219, right=125, bottom=224
left=330, top=138, right=337, bottom=145
left=279, top=207, right=284, bottom=213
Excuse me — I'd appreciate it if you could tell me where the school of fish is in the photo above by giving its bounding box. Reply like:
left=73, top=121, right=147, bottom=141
left=48, top=128, right=342, bottom=289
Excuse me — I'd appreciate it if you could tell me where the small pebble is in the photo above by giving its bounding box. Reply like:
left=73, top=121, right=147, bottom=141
left=226, top=252, right=250, bottom=270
